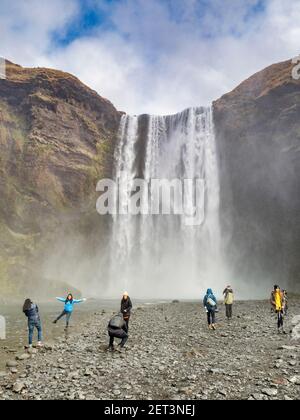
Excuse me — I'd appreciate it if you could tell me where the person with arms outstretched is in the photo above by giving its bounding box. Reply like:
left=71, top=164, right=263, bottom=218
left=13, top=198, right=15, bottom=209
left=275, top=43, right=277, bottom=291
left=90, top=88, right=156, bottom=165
left=53, top=294, right=86, bottom=328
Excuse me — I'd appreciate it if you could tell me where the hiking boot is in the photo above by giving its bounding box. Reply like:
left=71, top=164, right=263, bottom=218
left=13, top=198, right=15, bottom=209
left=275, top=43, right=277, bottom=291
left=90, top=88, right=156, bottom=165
left=208, top=324, right=212, bottom=330
left=53, top=320, right=57, bottom=324
left=108, top=346, right=115, bottom=352
left=37, top=342, right=43, bottom=348
left=212, top=324, right=216, bottom=330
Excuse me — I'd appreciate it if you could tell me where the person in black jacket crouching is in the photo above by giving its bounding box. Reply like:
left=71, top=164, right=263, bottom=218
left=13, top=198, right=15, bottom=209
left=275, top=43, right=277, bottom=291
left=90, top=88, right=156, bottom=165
left=108, top=313, right=128, bottom=352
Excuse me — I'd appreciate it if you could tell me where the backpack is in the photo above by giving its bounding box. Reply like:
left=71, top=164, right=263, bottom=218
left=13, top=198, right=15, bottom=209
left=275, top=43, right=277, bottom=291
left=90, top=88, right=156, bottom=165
left=207, top=296, right=216, bottom=307
left=109, top=314, right=124, bottom=329
left=225, top=292, right=234, bottom=305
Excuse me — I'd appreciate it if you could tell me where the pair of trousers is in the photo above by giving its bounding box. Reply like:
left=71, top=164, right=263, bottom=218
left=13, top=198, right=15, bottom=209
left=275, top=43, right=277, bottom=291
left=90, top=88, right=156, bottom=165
left=123, top=316, right=130, bottom=333
left=225, top=304, right=233, bottom=319
left=28, top=320, right=42, bottom=345
left=276, top=310, right=284, bottom=329
left=109, top=330, right=128, bottom=348
left=207, top=310, right=216, bottom=325
left=56, top=310, right=72, bottom=326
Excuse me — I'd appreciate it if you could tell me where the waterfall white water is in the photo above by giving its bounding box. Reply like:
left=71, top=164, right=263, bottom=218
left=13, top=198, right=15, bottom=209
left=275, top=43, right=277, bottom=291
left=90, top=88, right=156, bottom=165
left=108, top=107, right=223, bottom=298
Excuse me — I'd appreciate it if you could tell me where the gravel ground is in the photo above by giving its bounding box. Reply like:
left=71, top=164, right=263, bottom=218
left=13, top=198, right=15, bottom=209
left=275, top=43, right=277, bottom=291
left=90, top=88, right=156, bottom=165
left=0, top=299, right=299, bottom=400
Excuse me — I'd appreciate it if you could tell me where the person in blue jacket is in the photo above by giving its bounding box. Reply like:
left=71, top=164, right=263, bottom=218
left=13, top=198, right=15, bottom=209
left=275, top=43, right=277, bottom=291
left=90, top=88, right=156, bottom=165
left=23, top=299, right=43, bottom=348
left=203, top=288, right=218, bottom=330
left=53, top=294, right=86, bottom=328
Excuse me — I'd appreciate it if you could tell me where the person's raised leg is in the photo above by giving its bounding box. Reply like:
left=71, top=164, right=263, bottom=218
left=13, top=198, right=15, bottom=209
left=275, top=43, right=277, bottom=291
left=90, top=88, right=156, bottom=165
left=54, top=310, right=66, bottom=324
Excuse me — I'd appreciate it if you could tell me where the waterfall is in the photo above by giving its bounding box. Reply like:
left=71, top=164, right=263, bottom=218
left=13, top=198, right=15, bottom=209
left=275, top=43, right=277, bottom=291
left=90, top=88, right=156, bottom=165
left=108, top=107, right=223, bottom=298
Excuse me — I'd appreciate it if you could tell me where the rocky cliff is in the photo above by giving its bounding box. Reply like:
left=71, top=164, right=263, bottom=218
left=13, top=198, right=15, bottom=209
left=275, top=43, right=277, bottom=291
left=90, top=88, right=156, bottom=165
left=0, top=61, right=121, bottom=296
left=213, top=59, right=300, bottom=290
left=0, top=58, right=299, bottom=297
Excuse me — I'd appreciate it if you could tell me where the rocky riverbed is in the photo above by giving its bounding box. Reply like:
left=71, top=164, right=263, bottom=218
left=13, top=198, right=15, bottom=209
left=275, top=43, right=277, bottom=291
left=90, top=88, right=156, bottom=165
left=0, top=299, right=299, bottom=400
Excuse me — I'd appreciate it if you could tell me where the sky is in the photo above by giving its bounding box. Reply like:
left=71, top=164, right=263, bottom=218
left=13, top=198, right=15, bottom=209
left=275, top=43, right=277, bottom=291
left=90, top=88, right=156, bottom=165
left=0, top=0, right=299, bottom=114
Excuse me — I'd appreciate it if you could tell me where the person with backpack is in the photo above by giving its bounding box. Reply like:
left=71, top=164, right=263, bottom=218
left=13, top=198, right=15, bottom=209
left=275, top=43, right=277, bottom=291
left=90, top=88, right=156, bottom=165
left=270, top=285, right=285, bottom=333
left=121, top=291, right=132, bottom=332
left=53, top=294, right=86, bottom=328
left=23, top=299, right=43, bottom=348
left=203, top=288, right=218, bottom=330
left=223, top=285, right=234, bottom=320
left=107, top=312, right=128, bottom=352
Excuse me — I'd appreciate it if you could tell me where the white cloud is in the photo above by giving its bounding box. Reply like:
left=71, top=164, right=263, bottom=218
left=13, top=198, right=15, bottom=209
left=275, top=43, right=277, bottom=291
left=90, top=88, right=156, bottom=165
left=0, top=0, right=79, bottom=65
left=1, top=0, right=300, bottom=114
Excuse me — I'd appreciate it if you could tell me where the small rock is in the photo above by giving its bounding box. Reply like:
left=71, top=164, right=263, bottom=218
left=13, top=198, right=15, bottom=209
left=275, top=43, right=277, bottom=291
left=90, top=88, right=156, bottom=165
left=6, top=361, right=18, bottom=368
left=262, top=388, right=278, bottom=397
left=84, top=369, right=93, bottom=377
left=288, top=376, right=300, bottom=385
left=27, top=348, right=38, bottom=355
left=278, top=345, right=297, bottom=351
left=44, top=344, right=54, bottom=351
left=252, top=393, right=264, bottom=400
left=16, top=354, right=30, bottom=361
left=13, top=382, right=26, bottom=393
left=113, top=389, right=121, bottom=396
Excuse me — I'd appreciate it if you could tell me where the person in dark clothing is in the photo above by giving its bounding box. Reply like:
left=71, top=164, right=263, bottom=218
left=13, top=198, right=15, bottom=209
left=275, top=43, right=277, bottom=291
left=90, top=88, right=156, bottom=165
left=203, top=288, right=218, bottom=330
left=121, top=292, right=132, bottom=332
left=23, top=299, right=43, bottom=348
left=108, top=313, right=128, bottom=352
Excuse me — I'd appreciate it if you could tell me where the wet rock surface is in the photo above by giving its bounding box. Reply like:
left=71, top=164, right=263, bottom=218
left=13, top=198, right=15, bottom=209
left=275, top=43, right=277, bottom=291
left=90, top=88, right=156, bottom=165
left=0, top=300, right=299, bottom=400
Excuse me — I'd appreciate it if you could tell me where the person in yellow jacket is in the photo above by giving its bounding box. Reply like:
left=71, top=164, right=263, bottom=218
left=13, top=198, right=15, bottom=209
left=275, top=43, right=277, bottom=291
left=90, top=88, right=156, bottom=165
left=223, top=286, right=234, bottom=320
left=270, top=285, right=285, bottom=333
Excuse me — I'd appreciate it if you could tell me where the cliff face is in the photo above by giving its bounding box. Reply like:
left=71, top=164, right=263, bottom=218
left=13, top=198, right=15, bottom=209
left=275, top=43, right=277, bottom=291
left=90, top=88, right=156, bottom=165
left=1, top=58, right=299, bottom=297
left=213, top=59, right=300, bottom=289
left=0, top=61, right=121, bottom=296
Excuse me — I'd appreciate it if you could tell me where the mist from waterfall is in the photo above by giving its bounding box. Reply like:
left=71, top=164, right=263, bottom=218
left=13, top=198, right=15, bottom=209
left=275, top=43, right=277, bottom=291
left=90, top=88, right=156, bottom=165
left=106, top=107, right=228, bottom=299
